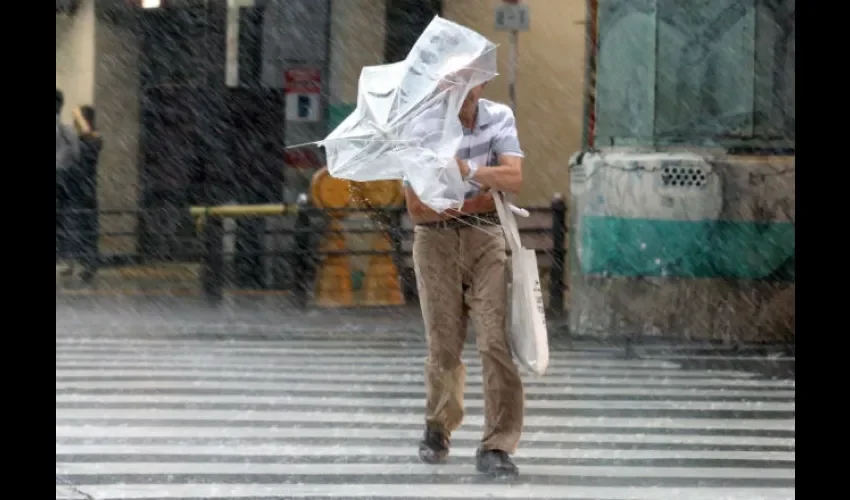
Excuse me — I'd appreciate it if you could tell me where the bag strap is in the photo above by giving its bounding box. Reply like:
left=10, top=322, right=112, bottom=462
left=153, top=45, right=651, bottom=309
left=493, top=191, right=522, bottom=251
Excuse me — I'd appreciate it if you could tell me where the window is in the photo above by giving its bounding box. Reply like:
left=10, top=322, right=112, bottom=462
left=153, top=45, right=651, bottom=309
left=593, top=0, right=794, bottom=151
left=384, top=0, right=442, bottom=63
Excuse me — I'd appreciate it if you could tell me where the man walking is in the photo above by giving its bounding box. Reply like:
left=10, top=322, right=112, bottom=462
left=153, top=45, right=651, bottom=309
left=405, top=78, right=525, bottom=477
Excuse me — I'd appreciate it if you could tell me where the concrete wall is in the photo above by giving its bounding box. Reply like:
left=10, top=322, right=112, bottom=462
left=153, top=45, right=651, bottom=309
left=569, top=150, right=795, bottom=343
left=566, top=0, right=795, bottom=343
left=56, top=0, right=95, bottom=125
left=93, top=13, right=142, bottom=255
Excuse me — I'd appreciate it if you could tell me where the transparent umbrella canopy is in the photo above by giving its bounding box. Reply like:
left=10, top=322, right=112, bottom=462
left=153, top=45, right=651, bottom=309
left=296, top=16, right=499, bottom=213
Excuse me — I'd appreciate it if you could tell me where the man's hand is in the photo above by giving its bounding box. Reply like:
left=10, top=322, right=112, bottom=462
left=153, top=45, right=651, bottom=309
left=450, top=191, right=496, bottom=215
left=468, top=191, right=496, bottom=212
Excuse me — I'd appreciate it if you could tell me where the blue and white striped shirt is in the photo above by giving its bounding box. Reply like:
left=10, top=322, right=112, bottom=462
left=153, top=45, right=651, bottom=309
left=404, top=98, right=524, bottom=198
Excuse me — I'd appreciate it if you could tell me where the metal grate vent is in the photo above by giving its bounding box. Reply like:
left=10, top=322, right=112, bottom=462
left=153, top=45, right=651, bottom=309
left=661, top=165, right=707, bottom=188
left=571, top=164, right=587, bottom=184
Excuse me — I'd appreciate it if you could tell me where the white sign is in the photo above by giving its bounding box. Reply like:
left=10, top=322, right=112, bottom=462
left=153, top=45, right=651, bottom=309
left=495, top=3, right=530, bottom=32
left=284, top=68, right=322, bottom=123
left=285, top=93, right=321, bottom=123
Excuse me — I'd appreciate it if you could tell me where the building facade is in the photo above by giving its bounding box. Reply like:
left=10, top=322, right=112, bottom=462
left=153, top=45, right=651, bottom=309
left=56, top=0, right=589, bottom=256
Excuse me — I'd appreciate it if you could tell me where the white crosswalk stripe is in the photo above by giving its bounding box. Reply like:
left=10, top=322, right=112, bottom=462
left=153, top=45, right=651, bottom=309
left=55, top=335, right=795, bottom=500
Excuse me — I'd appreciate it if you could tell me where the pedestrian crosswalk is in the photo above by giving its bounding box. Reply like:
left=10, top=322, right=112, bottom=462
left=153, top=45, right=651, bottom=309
left=56, top=334, right=795, bottom=500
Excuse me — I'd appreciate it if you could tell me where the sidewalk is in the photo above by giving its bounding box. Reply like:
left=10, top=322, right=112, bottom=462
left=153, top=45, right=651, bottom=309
left=56, top=292, right=428, bottom=337
left=57, top=264, right=203, bottom=296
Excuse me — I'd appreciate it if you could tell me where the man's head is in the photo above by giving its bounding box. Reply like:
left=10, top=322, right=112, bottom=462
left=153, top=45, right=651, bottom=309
left=439, top=53, right=494, bottom=87
left=438, top=55, right=492, bottom=116
left=56, top=89, right=64, bottom=115
left=463, top=82, right=487, bottom=107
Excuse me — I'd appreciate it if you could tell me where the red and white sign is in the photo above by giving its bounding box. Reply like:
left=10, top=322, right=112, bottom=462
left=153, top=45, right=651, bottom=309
left=284, top=68, right=322, bottom=123
left=285, top=68, right=322, bottom=94
left=284, top=150, right=322, bottom=169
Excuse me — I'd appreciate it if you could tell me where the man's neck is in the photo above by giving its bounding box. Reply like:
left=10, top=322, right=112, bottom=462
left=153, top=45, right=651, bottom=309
left=459, top=104, right=477, bottom=129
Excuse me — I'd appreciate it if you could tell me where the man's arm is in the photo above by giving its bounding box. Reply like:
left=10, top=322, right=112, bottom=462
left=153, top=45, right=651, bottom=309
left=457, top=108, right=524, bottom=193
left=458, top=155, right=523, bottom=193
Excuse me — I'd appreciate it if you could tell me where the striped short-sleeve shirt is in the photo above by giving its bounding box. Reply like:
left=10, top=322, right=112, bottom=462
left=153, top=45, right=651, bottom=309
left=404, top=98, right=524, bottom=199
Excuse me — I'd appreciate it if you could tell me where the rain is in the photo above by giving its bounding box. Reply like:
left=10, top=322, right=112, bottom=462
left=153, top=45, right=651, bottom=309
left=56, top=0, right=794, bottom=499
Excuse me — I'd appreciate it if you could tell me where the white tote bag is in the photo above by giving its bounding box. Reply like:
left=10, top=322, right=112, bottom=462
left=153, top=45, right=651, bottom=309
left=492, top=192, right=550, bottom=376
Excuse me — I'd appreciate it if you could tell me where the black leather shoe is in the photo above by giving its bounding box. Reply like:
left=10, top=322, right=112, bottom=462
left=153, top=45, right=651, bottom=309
left=418, top=428, right=450, bottom=464
left=476, top=448, right=519, bottom=477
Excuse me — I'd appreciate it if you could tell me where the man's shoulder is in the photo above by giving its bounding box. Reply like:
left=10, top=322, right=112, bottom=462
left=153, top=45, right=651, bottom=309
left=479, top=99, right=515, bottom=123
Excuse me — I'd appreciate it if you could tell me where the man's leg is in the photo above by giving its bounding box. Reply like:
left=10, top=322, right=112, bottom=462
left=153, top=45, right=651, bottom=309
left=78, top=164, right=99, bottom=282
left=412, top=226, right=467, bottom=463
left=463, top=225, right=524, bottom=475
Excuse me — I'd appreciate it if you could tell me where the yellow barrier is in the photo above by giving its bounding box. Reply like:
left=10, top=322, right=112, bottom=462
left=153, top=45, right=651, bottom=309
left=362, top=232, right=405, bottom=307
left=189, top=168, right=407, bottom=308
left=313, top=219, right=354, bottom=307
left=190, top=204, right=292, bottom=218
left=190, top=204, right=295, bottom=235
left=350, top=179, right=404, bottom=210
left=311, top=167, right=353, bottom=217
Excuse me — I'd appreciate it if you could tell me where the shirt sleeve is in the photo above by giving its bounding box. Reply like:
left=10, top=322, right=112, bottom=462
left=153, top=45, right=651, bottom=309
left=492, top=110, right=524, bottom=158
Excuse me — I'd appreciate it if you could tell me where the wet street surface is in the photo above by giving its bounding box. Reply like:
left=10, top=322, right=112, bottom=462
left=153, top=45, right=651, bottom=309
left=56, top=310, right=794, bottom=500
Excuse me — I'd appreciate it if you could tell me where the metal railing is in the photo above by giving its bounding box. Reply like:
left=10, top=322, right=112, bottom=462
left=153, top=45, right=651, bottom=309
left=57, top=196, right=569, bottom=316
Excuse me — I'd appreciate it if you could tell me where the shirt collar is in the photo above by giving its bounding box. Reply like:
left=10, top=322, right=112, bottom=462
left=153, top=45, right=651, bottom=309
left=476, top=101, right=493, bottom=126
left=463, top=101, right=492, bottom=132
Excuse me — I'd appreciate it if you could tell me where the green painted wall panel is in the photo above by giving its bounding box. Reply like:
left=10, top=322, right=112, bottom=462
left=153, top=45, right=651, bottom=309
left=579, top=216, right=795, bottom=280
left=328, top=103, right=356, bottom=132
